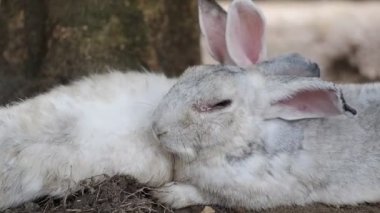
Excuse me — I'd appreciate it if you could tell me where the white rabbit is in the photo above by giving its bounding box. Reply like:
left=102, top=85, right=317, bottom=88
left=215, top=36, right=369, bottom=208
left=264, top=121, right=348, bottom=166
left=0, top=72, right=175, bottom=210
left=151, top=1, right=380, bottom=210
left=0, top=0, right=316, bottom=210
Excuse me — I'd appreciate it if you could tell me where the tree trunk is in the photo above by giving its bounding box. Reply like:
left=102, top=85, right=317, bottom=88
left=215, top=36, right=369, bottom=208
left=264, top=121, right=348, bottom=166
left=0, top=0, right=200, bottom=104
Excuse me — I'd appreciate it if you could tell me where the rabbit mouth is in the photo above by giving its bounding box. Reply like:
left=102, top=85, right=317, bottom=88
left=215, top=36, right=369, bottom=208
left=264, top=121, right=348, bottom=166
left=155, top=138, right=198, bottom=162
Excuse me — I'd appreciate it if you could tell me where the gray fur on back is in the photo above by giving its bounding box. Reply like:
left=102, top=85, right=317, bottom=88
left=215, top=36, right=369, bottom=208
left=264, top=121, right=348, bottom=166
left=152, top=62, right=380, bottom=209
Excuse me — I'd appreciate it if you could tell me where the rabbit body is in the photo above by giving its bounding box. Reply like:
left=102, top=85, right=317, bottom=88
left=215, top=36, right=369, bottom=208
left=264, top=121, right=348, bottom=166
left=152, top=65, right=380, bottom=209
left=149, top=0, right=380, bottom=208
left=0, top=71, right=174, bottom=209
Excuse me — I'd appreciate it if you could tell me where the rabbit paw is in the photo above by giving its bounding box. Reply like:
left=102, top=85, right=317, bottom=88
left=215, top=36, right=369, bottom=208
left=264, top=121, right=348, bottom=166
left=153, top=182, right=206, bottom=209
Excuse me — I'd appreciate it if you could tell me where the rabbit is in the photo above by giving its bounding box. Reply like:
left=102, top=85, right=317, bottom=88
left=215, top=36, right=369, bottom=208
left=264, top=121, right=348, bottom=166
left=151, top=60, right=380, bottom=209
left=0, top=71, right=176, bottom=210
left=0, top=0, right=317, bottom=209
left=150, top=0, right=380, bottom=209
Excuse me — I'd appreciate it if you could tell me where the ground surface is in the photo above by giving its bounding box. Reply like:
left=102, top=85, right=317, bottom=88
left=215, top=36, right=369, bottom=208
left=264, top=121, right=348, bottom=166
left=2, top=176, right=170, bottom=213
left=3, top=175, right=380, bottom=213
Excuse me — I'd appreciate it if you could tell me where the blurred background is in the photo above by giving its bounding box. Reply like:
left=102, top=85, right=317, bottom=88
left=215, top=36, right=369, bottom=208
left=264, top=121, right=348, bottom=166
left=0, top=0, right=380, bottom=105
left=203, top=0, right=380, bottom=83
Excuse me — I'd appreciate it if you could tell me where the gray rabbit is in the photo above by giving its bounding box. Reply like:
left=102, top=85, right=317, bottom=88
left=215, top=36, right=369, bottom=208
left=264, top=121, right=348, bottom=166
left=151, top=60, right=380, bottom=209
left=151, top=0, right=380, bottom=209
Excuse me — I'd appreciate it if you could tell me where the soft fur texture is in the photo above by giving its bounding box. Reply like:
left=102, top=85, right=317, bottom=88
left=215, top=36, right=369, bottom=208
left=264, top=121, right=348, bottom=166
left=0, top=52, right=321, bottom=210
left=0, top=0, right=346, bottom=209
left=0, top=71, right=175, bottom=209
left=0, top=0, right=310, bottom=207
left=152, top=64, right=380, bottom=209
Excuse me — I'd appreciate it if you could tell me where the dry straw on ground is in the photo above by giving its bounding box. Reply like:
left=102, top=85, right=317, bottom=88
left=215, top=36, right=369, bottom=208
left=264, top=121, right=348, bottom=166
left=3, top=175, right=380, bottom=213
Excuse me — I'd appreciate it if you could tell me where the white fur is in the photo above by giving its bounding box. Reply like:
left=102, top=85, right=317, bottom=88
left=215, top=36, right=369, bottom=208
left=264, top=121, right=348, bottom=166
left=0, top=71, right=175, bottom=210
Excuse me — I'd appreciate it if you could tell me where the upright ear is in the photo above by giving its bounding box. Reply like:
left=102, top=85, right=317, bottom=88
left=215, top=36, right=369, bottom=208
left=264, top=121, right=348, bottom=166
left=198, top=0, right=233, bottom=64
left=263, top=80, right=356, bottom=120
left=226, top=0, right=266, bottom=66
left=258, top=53, right=321, bottom=77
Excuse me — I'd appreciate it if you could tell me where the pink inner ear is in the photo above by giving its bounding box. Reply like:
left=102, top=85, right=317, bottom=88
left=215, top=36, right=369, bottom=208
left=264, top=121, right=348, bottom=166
left=226, top=0, right=265, bottom=66
left=276, top=89, right=341, bottom=116
left=204, top=21, right=229, bottom=63
left=199, top=0, right=233, bottom=64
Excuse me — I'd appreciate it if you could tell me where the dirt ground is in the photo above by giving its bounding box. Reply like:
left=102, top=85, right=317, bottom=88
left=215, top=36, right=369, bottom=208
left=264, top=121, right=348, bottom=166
left=2, top=176, right=170, bottom=213
left=3, top=175, right=380, bottom=213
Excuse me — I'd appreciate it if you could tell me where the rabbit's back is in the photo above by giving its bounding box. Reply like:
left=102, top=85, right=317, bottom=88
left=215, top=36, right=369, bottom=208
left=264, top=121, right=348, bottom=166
left=300, top=83, right=380, bottom=203
left=0, top=71, right=174, bottom=209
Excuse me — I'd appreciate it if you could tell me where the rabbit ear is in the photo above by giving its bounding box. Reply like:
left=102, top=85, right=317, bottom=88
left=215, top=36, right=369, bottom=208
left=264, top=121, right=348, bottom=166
left=226, top=0, right=266, bottom=66
left=198, top=0, right=234, bottom=64
left=258, top=53, right=321, bottom=77
left=263, top=81, right=355, bottom=120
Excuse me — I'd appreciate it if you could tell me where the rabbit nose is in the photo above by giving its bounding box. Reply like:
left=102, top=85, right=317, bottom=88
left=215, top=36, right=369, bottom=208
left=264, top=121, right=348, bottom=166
left=152, top=121, right=168, bottom=139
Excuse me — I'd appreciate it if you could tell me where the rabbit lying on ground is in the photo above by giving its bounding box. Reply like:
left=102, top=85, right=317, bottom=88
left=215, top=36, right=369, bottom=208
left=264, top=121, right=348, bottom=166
left=0, top=72, right=175, bottom=209
left=151, top=0, right=380, bottom=209
left=151, top=62, right=380, bottom=209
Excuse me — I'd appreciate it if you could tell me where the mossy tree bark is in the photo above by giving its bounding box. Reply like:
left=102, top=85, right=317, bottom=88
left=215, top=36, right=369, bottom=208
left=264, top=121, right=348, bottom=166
left=0, top=0, right=200, bottom=104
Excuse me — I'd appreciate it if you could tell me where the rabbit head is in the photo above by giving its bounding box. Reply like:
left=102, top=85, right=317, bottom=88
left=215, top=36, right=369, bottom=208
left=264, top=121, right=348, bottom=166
left=199, top=0, right=266, bottom=65
left=152, top=59, right=353, bottom=161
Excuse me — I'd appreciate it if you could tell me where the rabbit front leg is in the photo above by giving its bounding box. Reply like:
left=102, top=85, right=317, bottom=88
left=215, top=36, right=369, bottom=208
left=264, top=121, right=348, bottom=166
left=153, top=182, right=212, bottom=209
